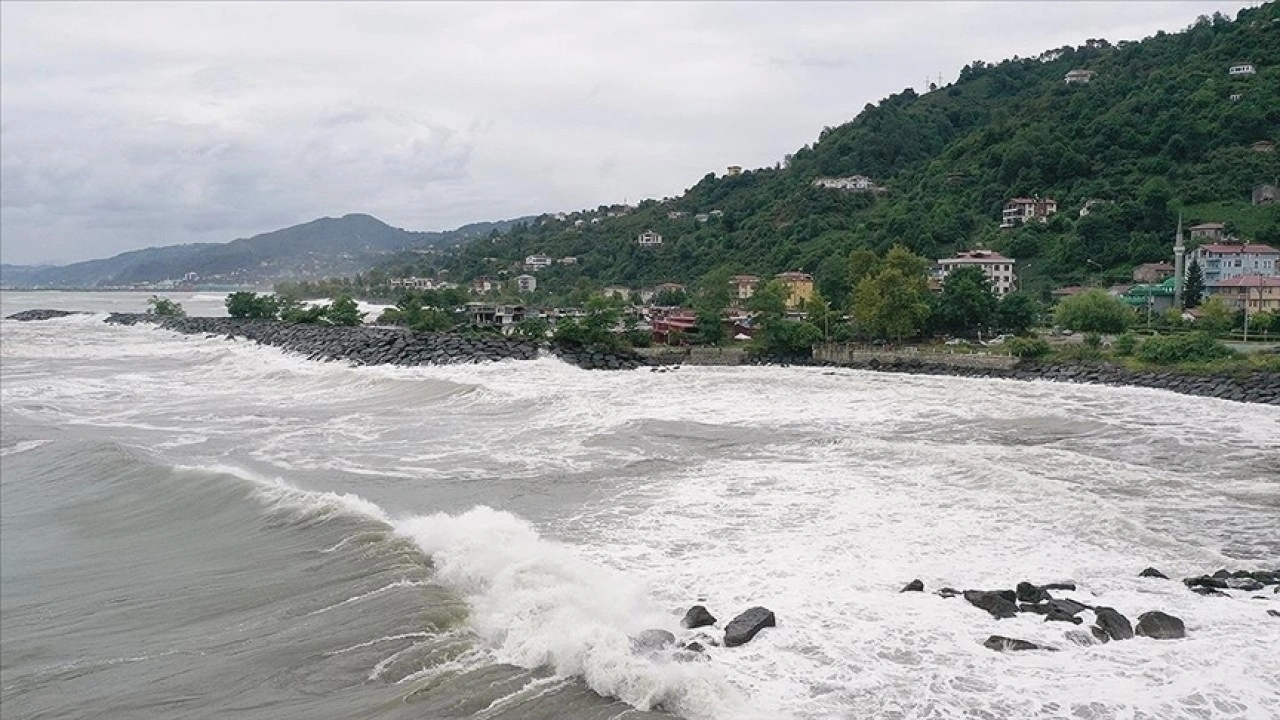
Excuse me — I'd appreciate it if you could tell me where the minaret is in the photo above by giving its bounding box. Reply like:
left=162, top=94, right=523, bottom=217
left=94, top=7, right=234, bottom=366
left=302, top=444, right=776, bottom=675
left=1173, top=214, right=1186, bottom=309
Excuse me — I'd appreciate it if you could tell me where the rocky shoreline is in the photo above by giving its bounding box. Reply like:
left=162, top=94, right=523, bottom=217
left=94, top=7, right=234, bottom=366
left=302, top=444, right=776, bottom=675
left=7, top=310, right=1279, bottom=404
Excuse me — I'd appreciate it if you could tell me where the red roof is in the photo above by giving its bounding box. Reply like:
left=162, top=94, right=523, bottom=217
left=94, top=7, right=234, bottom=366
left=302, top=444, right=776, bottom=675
left=1197, top=243, right=1279, bottom=254
left=1213, top=275, right=1280, bottom=288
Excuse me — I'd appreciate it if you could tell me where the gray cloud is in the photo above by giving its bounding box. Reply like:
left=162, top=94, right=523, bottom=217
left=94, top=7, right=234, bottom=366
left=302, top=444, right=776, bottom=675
left=0, top=1, right=1258, bottom=264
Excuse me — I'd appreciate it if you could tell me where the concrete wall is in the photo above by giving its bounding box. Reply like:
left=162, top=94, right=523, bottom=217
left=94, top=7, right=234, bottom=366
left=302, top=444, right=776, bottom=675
left=813, top=343, right=1019, bottom=370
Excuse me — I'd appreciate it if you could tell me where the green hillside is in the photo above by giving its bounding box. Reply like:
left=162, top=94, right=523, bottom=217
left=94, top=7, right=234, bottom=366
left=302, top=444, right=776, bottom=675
left=408, top=5, right=1280, bottom=305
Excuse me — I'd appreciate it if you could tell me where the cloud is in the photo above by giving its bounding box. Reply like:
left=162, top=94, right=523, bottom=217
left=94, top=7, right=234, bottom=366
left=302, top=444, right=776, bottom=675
left=0, top=0, right=1259, bottom=264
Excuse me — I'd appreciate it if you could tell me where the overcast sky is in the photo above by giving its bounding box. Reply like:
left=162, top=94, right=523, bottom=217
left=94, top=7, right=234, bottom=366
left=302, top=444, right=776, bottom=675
left=0, top=1, right=1257, bottom=265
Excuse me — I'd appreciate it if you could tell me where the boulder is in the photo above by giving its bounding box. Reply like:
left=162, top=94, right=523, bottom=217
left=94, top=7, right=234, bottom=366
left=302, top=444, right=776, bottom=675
left=964, top=590, right=1018, bottom=619
left=1135, top=611, right=1185, bottom=639
left=1139, top=567, right=1168, bottom=579
left=1044, top=607, right=1083, bottom=624
left=936, top=587, right=962, bottom=598
left=1226, top=577, right=1265, bottom=592
left=631, top=629, right=676, bottom=652
left=1191, top=586, right=1229, bottom=597
left=983, top=635, right=1056, bottom=652
left=681, top=605, right=718, bottom=629
left=723, top=606, right=776, bottom=647
left=1267, top=610, right=1280, bottom=619
left=1092, top=607, right=1134, bottom=641
left=1065, top=629, right=1101, bottom=647
left=1089, top=626, right=1111, bottom=644
left=901, top=579, right=924, bottom=593
left=1016, top=582, right=1052, bottom=604
left=1183, top=575, right=1229, bottom=589
left=1043, top=582, right=1077, bottom=591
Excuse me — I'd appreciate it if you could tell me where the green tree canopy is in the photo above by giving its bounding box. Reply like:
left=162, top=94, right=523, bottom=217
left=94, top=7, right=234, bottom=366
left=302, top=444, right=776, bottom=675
left=937, top=266, right=998, bottom=335
left=1053, top=290, right=1134, bottom=333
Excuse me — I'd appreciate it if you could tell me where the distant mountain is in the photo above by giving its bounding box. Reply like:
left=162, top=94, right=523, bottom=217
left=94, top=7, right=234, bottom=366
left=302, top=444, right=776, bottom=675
left=0, top=213, right=534, bottom=289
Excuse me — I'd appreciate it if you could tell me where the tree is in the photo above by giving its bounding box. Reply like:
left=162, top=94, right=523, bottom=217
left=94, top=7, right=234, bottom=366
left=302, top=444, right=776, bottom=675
left=513, top=317, right=549, bottom=341
left=146, top=295, right=186, bottom=318
left=846, top=248, right=881, bottom=303
left=936, top=266, right=997, bottom=335
left=225, top=292, right=279, bottom=320
left=694, top=268, right=733, bottom=344
left=1195, top=297, right=1235, bottom=336
left=852, top=268, right=931, bottom=340
left=1053, top=290, right=1133, bottom=333
left=326, top=296, right=365, bottom=326
left=803, top=290, right=840, bottom=340
left=994, top=293, right=1040, bottom=335
left=1183, top=259, right=1205, bottom=309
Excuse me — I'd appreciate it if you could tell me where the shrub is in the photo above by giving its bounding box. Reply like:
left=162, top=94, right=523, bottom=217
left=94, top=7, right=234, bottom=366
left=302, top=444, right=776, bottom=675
left=1006, top=337, right=1050, bottom=358
left=325, top=296, right=365, bottom=326
left=1083, top=332, right=1102, bottom=348
left=146, top=295, right=186, bottom=317
left=1136, top=331, right=1236, bottom=365
left=1056, top=343, right=1103, bottom=362
left=1054, top=290, right=1133, bottom=334
left=1112, top=333, right=1138, bottom=356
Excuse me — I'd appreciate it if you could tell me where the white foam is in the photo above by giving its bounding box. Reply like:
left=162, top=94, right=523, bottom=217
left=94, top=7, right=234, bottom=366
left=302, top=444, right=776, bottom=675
left=0, top=439, right=51, bottom=457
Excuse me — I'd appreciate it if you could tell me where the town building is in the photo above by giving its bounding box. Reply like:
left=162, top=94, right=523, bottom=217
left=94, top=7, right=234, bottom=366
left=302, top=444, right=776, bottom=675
left=1189, top=222, right=1226, bottom=242
left=694, top=213, right=710, bottom=223
left=1230, top=93, right=1243, bottom=102
left=731, top=275, right=760, bottom=303
left=515, top=274, right=537, bottom=293
left=637, top=230, right=663, bottom=246
left=1190, top=243, right=1280, bottom=284
left=1120, top=277, right=1177, bottom=315
left=1254, top=184, right=1278, bottom=206
left=524, top=254, right=553, bottom=271
left=651, top=309, right=698, bottom=345
left=1000, top=197, right=1058, bottom=228
left=465, top=303, right=525, bottom=334
left=812, top=175, right=877, bottom=191
left=726, top=165, right=743, bottom=177
left=389, top=276, right=439, bottom=291
left=573, top=219, right=586, bottom=227
left=1228, top=62, right=1256, bottom=76
left=774, top=272, right=814, bottom=309
left=1208, top=276, right=1280, bottom=313
left=938, top=250, right=1018, bottom=297
left=1064, top=69, right=1095, bottom=84
left=559, top=256, right=578, bottom=265
left=1132, top=262, right=1175, bottom=283
left=667, top=211, right=687, bottom=219
left=471, top=277, right=499, bottom=293
left=1252, top=140, right=1276, bottom=153
left=601, top=286, right=632, bottom=300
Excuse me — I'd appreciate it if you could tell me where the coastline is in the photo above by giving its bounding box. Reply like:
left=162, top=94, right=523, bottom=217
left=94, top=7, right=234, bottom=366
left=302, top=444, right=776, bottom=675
left=10, top=311, right=1280, bottom=405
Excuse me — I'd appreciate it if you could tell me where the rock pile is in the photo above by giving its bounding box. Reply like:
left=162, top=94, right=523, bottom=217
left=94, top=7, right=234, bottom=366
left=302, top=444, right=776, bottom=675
left=5, top=309, right=86, bottom=321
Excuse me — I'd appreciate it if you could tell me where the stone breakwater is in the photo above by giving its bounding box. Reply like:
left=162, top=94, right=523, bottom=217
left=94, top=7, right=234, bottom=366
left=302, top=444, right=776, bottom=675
left=98, top=313, right=646, bottom=370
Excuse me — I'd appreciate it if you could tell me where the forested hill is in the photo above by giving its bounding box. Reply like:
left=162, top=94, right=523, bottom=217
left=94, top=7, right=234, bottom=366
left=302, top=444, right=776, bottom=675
left=434, top=4, right=1279, bottom=303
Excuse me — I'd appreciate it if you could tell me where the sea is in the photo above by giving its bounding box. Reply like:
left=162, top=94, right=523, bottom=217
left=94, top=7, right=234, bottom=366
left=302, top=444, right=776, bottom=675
left=2, top=290, right=1278, bottom=720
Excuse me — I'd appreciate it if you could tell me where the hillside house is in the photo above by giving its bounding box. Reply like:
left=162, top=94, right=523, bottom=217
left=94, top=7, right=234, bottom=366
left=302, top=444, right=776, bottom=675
left=466, top=303, right=525, bottom=334
left=559, top=256, right=578, bottom=265
left=1001, top=197, right=1057, bottom=228
left=694, top=213, right=710, bottom=223
left=637, top=230, right=664, bottom=246
left=524, top=254, right=553, bottom=271
left=390, top=276, right=439, bottom=291
left=1252, top=140, right=1275, bottom=153
left=1132, top=262, right=1175, bottom=283
left=515, top=274, right=537, bottom=293
left=812, top=175, right=877, bottom=191
left=651, top=309, right=698, bottom=345
left=938, top=250, right=1018, bottom=297
left=731, top=275, right=760, bottom=302
left=471, top=277, right=499, bottom=293
left=1121, top=277, right=1177, bottom=314
left=667, top=211, right=688, bottom=219
left=726, top=166, right=743, bottom=177
left=1064, top=69, right=1095, bottom=84
left=1208, top=276, right=1280, bottom=313
left=1230, top=93, right=1243, bottom=102
left=775, top=272, right=815, bottom=309
left=1190, top=243, right=1280, bottom=284
left=1254, top=184, right=1278, bottom=206
left=1189, top=222, right=1226, bottom=242
left=1228, top=62, right=1256, bottom=76
left=709, top=210, right=724, bottom=218
left=601, top=286, right=632, bottom=300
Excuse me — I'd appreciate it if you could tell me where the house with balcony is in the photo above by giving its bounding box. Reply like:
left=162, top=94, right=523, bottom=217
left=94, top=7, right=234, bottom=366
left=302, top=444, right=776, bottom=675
left=1132, top=262, right=1175, bottom=283
left=1208, top=276, right=1280, bottom=313
left=731, top=275, right=760, bottom=303
left=726, top=166, right=743, bottom=177
left=637, top=230, right=663, bottom=246
left=1000, top=197, right=1057, bottom=228
left=471, top=277, right=499, bottom=294
left=938, top=250, right=1018, bottom=297
left=515, top=274, right=537, bottom=293
left=465, top=303, right=526, bottom=334
left=1189, top=222, right=1226, bottom=242
left=775, top=272, right=815, bottom=309
left=1064, top=69, right=1095, bottom=84
left=1190, top=243, right=1280, bottom=284
left=812, top=175, right=877, bottom=192
left=1228, top=62, right=1256, bottom=76
left=601, top=286, right=632, bottom=300
left=524, top=254, right=553, bottom=271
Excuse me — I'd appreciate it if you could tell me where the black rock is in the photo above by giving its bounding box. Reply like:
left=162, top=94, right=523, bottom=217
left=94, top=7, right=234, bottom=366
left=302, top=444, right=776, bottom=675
left=5, top=309, right=84, bottom=321
left=1090, top=626, right=1111, bottom=644
left=682, top=641, right=706, bottom=653
left=1268, top=610, right=1280, bottom=618
left=901, top=579, right=924, bottom=593
left=1139, top=567, right=1168, bottom=579
left=1135, top=611, right=1186, bottom=639
left=1016, top=582, right=1052, bottom=604
left=681, top=605, right=717, bottom=629
left=1019, top=603, right=1050, bottom=614
left=964, top=590, right=1018, bottom=619
left=631, top=629, right=676, bottom=652
left=1065, top=629, right=1101, bottom=646
left=1191, top=586, right=1229, bottom=597
left=1212, top=569, right=1232, bottom=579
left=1226, top=578, right=1265, bottom=592
left=723, top=607, right=776, bottom=648
left=936, top=587, right=961, bottom=598
left=1093, top=607, right=1134, bottom=641
left=983, top=635, right=1055, bottom=652
left=1044, top=608, right=1083, bottom=624
left=1043, top=582, right=1077, bottom=591
left=1183, top=575, right=1229, bottom=589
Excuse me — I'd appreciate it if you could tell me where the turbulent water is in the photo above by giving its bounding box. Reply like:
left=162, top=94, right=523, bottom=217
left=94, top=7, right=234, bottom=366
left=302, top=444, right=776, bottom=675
left=2, top=291, right=1279, bottom=720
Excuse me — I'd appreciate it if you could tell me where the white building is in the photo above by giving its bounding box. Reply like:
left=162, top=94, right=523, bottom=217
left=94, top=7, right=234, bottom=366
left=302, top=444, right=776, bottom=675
left=637, top=230, right=663, bottom=246
left=559, top=256, right=578, bottom=266
left=667, top=211, right=687, bottom=219
left=1228, top=62, right=1256, bottom=76
left=390, top=276, right=439, bottom=290
left=515, top=274, right=537, bottom=293
left=937, top=250, right=1018, bottom=297
left=812, top=175, right=876, bottom=191
left=694, top=213, right=710, bottom=223
left=1190, top=243, right=1280, bottom=284
left=1064, top=69, right=1095, bottom=84
left=1001, top=197, right=1058, bottom=228
left=602, top=286, right=632, bottom=299
left=524, top=254, right=553, bottom=270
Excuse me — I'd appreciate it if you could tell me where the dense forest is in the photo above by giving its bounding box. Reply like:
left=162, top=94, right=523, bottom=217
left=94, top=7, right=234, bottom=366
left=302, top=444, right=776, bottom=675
left=382, top=5, right=1279, bottom=308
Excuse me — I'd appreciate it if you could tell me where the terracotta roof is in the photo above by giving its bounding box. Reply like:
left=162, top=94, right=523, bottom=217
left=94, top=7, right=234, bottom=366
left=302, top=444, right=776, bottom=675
left=775, top=272, right=812, bottom=281
left=1213, top=275, right=1280, bottom=288
left=1190, top=222, right=1225, bottom=230
left=1197, top=243, right=1279, bottom=254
